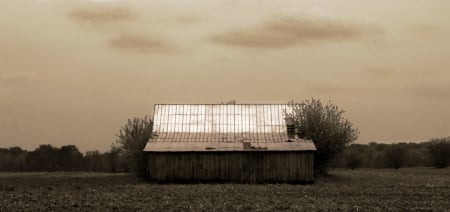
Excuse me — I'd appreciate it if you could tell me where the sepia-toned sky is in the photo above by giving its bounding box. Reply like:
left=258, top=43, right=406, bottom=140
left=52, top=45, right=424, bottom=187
left=1, top=0, right=449, bottom=152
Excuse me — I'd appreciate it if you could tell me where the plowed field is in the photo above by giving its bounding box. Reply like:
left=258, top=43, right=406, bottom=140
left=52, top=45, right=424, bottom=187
left=1, top=168, right=449, bottom=211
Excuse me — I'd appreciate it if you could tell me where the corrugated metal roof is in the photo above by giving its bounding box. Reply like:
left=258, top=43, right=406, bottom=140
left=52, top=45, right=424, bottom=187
left=144, top=104, right=316, bottom=152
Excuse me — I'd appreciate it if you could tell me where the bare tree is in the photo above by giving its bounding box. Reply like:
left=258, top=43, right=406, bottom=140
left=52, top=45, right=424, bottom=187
left=384, top=143, right=407, bottom=169
left=115, top=116, right=153, bottom=177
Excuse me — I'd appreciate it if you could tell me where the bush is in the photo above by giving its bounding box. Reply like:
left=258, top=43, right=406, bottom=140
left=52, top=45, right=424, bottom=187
left=286, top=98, right=359, bottom=175
left=384, top=143, right=407, bottom=169
left=344, top=145, right=365, bottom=170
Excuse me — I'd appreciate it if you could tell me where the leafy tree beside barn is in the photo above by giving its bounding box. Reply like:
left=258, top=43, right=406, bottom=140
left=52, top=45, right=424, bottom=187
left=286, top=98, right=359, bottom=175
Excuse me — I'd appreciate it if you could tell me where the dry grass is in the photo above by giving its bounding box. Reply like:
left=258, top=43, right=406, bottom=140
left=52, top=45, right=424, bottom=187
left=1, top=168, right=449, bottom=211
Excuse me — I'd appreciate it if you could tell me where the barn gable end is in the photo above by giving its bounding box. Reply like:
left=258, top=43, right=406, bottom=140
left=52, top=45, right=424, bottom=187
left=144, top=104, right=316, bottom=183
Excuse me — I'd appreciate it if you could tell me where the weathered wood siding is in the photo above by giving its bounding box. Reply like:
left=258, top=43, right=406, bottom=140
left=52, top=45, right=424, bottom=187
left=146, top=152, right=314, bottom=183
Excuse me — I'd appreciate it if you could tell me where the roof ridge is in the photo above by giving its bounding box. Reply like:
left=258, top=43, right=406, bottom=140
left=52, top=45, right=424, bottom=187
left=153, top=103, right=292, bottom=105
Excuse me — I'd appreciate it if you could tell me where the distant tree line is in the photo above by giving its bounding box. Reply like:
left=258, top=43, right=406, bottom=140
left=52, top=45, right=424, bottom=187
left=0, top=144, right=131, bottom=172
left=333, top=137, right=450, bottom=169
left=0, top=116, right=153, bottom=174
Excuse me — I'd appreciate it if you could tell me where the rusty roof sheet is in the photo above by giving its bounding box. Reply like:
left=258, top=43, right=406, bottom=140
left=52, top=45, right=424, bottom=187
left=144, top=104, right=316, bottom=152
left=144, top=139, right=316, bottom=152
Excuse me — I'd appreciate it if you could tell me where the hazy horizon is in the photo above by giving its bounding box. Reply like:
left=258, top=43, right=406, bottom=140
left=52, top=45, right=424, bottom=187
left=1, top=0, right=449, bottom=152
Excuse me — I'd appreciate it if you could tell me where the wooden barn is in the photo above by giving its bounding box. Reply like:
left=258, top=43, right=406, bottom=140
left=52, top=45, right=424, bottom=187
left=143, top=104, right=316, bottom=183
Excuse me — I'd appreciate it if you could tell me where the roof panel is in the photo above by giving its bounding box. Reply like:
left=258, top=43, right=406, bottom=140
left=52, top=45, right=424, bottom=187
left=145, top=104, right=316, bottom=152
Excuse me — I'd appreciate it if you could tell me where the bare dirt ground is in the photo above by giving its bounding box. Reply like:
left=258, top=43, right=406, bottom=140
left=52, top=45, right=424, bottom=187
left=1, top=168, right=449, bottom=211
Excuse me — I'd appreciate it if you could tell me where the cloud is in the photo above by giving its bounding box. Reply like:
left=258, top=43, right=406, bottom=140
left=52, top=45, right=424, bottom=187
left=69, top=7, right=136, bottom=24
left=409, top=24, right=441, bottom=38
left=211, top=14, right=384, bottom=48
left=0, top=72, right=37, bottom=95
left=365, top=66, right=396, bottom=76
left=0, top=72, right=37, bottom=84
left=170, top=15, right=201, bottom=25
left=69, top=7, right=181, bottom=54
left=90, top=0, right=121, bottom=2
left=408, top=80, right=450, bottom=99
left=109, top=34, right=175, bottom=54
left=304, top=75, right=347, bottom=94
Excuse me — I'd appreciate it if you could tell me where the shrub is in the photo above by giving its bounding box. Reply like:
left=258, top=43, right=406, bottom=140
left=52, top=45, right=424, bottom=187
left=345, top=145, right=365, bottom=170
left=384, top=143, right=407, bottom=169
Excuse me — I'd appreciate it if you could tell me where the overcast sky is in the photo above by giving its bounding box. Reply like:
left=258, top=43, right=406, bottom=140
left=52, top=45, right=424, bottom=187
left=1, top=0, right=449, bottom=152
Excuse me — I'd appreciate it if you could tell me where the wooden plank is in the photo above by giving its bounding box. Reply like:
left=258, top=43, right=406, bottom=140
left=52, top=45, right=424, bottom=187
left=270, top=153, right=275, bottom=181
left=306, top=153, right=310, bottom=181
left=303, top=153, right=307, bottom=181
left=283, top=152, right=288, bottom=182
left=294, top=153, right=297, bottom=181
left=290, top=153, right=294, bottom=181
left=309, top=153, right=313, bottom=181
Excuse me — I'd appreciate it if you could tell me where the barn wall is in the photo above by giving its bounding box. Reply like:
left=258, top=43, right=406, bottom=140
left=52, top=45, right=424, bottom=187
left=146, top=152, right=314, bottom=183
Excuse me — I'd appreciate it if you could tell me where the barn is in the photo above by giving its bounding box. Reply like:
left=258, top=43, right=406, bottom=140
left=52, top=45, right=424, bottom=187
left=143, top=104, right=316, bottom=183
